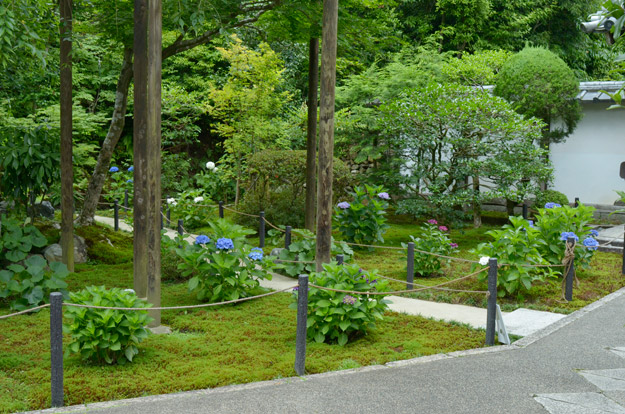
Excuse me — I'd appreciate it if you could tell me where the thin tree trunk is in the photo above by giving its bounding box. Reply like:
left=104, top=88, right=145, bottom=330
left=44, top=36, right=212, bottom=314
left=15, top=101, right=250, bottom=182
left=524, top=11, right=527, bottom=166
left=76, top=47, right=133, bottom=226
left=305, top=37, right=319, bottom=232
left=315, top=0, right=338, bottom=271
left=473, top=175, right=482, bottom=228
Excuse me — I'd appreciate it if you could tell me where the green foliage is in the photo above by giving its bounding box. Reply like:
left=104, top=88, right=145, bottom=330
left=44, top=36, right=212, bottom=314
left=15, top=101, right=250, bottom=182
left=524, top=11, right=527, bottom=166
left=494, top=46, right=582, bottom=146
left=167, top=190, right=213, bottom=230
left=289, top=263, right=390, bottom=346
left=274, top=229, right=354, bottom=278
left=194, top=161, right=235, bottom=204
left=0, top=216, right=47, bottom=264
left=533, top=204, right=596, bottom=269
left=172, top=219, right=272, bottom=302
left=380, top=82, right=552, bottom=224
left=403, top=219, right=458, bottom=277
left=442, top=49, right=512, bottom=86
left=472, top=217, right=556, bottom=297
left=334, top=185, right=390, bottom=248
left=63, top=286, right=152, bottom=365
left=0, top=125, right=60, bottom=212
left=534, top=190, right=569, bottom=210
left=238, top=150, right=351, bottom=229
left=103, top=165, right=133, bottom=204
left=161, top=152, right=193, bottom=195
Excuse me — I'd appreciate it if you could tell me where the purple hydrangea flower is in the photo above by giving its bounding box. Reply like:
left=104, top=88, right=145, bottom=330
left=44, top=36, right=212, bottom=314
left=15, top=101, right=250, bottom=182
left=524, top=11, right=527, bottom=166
left=109, top=166, right=119, bottom=173
left=248, top=247, right=264, bottom=261
left=126, top=179, right=133, bottom=183
left=427, top=219, right=438, bottom=225
left=545, top=202, right=562, bottom=209
left=449, top=242, right=459, bottom=249
left=377, top=192, right=390, bottom=200
left=337, top=201, right=350, bottom=209
left=342, top=295, right=357, bottom=305
left=438, top=226, right=448, bottom=232
left=292, top=286, right=299, bottom=292
left=582, top=237, right=599, bottom=250
left=216, top=238, right=234, bottom=250
left=560, top=231, right=579, bottom=242
left=195, top=235, right=210, bottom=245
left=128, top=166, right=134, bottom=172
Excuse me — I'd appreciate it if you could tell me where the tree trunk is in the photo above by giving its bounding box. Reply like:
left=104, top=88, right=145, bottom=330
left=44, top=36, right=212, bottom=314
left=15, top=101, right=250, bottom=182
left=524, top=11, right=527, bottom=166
left=76, top=47, right=133, bottom=226
left=472, top=175, right=482, bottom=228
left=315, top=0, right=338, bottom=272
left=305, top=37, right=319, bottom=232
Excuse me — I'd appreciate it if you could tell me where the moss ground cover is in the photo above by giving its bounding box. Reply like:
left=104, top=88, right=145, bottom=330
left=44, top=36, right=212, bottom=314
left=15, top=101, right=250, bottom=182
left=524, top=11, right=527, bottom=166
left=0, top=221, right=486, bottom=413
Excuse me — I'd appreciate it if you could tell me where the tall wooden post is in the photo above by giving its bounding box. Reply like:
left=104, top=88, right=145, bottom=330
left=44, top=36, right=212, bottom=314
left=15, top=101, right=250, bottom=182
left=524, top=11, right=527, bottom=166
left=60, top=0, right=74, bottom=272
left=305, top=37, right=319, bottom=232
left=133, top=0, right=148, bottom=299
left=315, top=0, right=339, bottom=271
left=134, top=0, right=162, bottom=326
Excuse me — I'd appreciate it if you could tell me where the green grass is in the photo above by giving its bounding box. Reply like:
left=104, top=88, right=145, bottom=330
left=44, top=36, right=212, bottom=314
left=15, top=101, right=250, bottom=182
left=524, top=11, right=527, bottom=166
left=0, top=221, right=487, bottom=413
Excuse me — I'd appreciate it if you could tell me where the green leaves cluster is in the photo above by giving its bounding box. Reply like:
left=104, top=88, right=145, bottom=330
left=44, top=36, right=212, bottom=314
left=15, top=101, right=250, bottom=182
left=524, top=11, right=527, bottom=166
left=289, top=263, right=390, bottom=346
left=64, top=286, right=152, bottom=364
left=403, top=220, right=458, bottom=277
left=334, top=185, right=390, bottom=248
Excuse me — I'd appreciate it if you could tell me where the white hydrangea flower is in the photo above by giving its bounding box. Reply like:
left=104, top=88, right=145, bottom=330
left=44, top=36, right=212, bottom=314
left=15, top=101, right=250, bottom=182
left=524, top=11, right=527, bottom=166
left=213, top=167, right=218, bottom=172
left=166, top=197, right=176, bottom=205
left=479, top=256, right=490, bottom=266
left=194, top=196, right=204, bottom=203
left=123, top=288, right=135, bottom=294
left=206, top=161, right=216, bottom=170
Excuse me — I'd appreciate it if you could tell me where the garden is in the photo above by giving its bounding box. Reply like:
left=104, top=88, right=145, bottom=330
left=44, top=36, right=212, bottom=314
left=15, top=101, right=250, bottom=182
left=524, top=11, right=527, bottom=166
left=2, top=0, right=625, bottom=412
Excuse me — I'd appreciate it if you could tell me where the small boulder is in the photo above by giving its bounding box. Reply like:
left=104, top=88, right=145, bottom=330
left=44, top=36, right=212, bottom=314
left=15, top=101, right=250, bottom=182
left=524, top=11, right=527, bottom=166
left=44, top=235, right=88, bottom=264
left=271, top=248, right=286, bottom=257
left=36, top=201, right=55, bottom=219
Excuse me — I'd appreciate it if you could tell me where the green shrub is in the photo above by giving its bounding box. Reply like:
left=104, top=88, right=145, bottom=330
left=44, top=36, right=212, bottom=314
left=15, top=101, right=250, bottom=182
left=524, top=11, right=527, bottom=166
left=274, top=228, right=353, bottom=278
left=334, top=185, right=389, bottom=248
left=0, top=216, right=47, bottom=264
left=290, top=263, right=389, bottom=346
left=237, top=150, right=351, bottom=229
left=403, top=219, right=458, bottom=277
left=64, top=286, right=152, bottom=364
left=533, top=190, right=569, bottom=210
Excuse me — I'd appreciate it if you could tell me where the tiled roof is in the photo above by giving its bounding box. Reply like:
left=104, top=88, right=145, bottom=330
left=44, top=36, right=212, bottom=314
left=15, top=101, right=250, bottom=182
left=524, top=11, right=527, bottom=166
left=482, top=81, right=624, bottom=102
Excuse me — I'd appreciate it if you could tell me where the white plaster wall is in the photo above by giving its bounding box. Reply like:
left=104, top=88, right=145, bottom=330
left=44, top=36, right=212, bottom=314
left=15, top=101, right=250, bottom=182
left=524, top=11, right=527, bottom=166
left=550, top=103, right=625, bottom=205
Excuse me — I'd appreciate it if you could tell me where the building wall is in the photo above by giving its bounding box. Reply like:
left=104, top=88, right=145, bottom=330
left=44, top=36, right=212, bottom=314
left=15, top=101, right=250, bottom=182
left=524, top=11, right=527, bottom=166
left=550, top=102, right=625, bottom=205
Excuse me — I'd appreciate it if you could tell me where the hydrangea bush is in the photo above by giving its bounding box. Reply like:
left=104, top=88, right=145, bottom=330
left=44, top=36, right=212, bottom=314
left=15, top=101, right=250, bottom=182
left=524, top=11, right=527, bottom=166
left=104, top=165, right=133, bottom=204
left=289, top=263, right=389, bottom=346
left=334, top=185, right=390, bottom=248
left=402, top=219, right=458, bottom=277
left=166, top=189, right=212, bottom=229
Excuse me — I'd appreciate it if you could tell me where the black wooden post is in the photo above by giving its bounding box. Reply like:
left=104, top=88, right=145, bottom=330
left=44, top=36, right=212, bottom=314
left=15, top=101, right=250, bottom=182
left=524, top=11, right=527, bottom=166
left=285, top=226, right=292, bottom=249
left=485, top=258, right=498, bottom=346
left=50, top=292, right=64, bottom=407
left=114, top=200, right=119, bottom=231
left=294, top=274, right=308, bottom=376
left=565, top=237, right=575, bottom=301
left=336, top=254, right=344, bottom=265
left=166, top=208, right=171, bottom=228
left=622, top=224, right=625, bottom=276
left=406, top=242, right=415, bottom=290
left=219, top=201, right=224, bottom=219
left=259, top=211, right=265, bottom=248
left=124, top=189, right=129, bottom=209
left=177, top=219, right=183, bottom=248
left=574, top=197, right=580, bottom=207
left=522, top=202, right=528, bottom=220
left=160, top=207, right=163, bottom=229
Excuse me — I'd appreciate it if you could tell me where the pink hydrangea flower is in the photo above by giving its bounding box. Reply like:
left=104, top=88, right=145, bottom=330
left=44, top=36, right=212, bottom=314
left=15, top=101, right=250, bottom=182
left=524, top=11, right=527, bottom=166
left=427, top=219, right=437, bottom=225
left=438, top=226, right=448, bottom=232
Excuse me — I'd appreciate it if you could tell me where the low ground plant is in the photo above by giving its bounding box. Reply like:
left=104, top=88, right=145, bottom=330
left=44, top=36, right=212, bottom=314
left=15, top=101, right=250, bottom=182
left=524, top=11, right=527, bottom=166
left=63, top=286, right=152, bottom=364
left=291, top=263, right=390, bottom=346
left=334, top=185, right=390, bottom=248
left=403, top=219, right=458, bottom=277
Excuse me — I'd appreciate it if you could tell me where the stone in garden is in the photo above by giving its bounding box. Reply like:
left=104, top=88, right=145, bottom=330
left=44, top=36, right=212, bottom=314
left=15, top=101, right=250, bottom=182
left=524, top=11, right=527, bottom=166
left=271, top=248, right=286, bottom=257
left=0, top=200, right=8, bottom=214
left=29, top=201, right=55, bottom=219
left=44, top=235, right=88, bottom=263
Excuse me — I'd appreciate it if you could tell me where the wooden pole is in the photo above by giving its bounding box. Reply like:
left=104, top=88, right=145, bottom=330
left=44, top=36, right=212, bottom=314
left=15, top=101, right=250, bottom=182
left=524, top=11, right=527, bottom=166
left=146, top=0, right=163, bottom=327
left=315, top=0, right=339, bottom=272
left=59, top=0, right=74, bottom=272
left=305, top=37, right=319, bottom=232
left=133, top=0, right=148, bottom=299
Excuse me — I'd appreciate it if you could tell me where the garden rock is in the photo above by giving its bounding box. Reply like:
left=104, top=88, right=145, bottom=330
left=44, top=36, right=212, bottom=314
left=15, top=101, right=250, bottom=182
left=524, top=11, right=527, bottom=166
left=271, top=248, right=286, bottom=257
left=0, top=200, right=8, bottom=214
left=44, top=235, right=88, bottom=263
left=30, top=201, right=55, bottom=219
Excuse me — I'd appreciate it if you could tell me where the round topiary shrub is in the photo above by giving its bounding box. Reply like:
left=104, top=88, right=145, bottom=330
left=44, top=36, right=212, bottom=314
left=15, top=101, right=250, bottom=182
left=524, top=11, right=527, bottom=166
left=236, top=150, right=352, bottom=229
left=534, top=189, right=569, bottom=209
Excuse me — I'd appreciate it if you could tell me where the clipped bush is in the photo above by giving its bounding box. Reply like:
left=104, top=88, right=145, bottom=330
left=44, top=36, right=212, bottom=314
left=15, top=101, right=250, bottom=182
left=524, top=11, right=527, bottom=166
left=237, top=150, right=351, bottom=229
left=290, top=263, right=389, bottom=346
left=64, top=286, right=152, bottom=364
left=533, top=190, right=569, bottom=211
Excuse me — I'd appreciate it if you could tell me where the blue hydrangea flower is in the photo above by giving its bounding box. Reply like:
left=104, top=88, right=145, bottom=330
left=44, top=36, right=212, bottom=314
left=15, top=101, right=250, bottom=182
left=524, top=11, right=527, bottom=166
left=248, top=247, right=264, bottom=261
left=560, top=231, right=579, bottom=242
left=377, top=192, right=390, bottom=200
left=128, top=166, right=134, bottom=172
left=195, top=235, right=210, bottom=245
left=342, top=295, right=357, bottom=305
left=337, top=201, right=350, bottom=209
left=582, top=237, right=599, bottom=250
left=545, top=202, right=562, bottom=209
left=216, top=238, right=234, bottom=250
left=126, top=179, right=133, bottom=183
left=589, top=229, right=599, bottom=238
left=528, top=220, right=534, bottom=228
left=109, top=166, right=119, bottom=173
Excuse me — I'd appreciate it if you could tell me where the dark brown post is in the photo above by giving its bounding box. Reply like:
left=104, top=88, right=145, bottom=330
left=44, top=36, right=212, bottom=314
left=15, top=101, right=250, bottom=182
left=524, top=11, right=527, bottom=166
left=305, top=37, right=319, bottom=232
left=315, top=0, right=339, bottom=272
left=133, top=0, right=148, bottom=298
left=60, top=0, right=74, bottom=272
